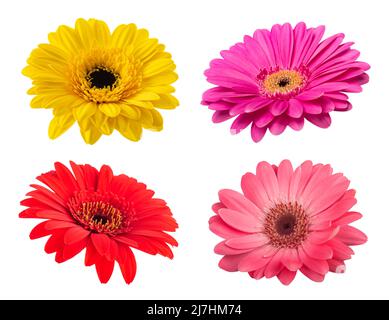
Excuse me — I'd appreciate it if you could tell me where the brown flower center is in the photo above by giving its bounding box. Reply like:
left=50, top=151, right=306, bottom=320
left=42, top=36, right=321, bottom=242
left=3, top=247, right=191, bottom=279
left=264, top=202, right=309, bottom=248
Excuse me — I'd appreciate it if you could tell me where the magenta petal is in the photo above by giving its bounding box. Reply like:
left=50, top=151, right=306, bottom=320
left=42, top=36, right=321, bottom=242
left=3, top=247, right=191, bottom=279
left=255, top=111, right=274, bottom=127
left=212, top=110, right=233, bottom=123
left=230, top=114, right=253, bottom=134
left=270, top=100, right=288, bottom=116
left=251, top=124, right=267, bottom=143
left=306, top=113, right=331, bottom=128
left=288, top=99, right=304, bottom=118
left=269, top=119, right=287, bottom=135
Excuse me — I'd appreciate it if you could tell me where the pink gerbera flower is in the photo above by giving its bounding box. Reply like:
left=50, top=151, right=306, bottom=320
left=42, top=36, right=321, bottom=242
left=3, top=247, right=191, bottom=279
left=209, top=160, right=367, bottom=284
left=202, top=23, right=370, bottom=142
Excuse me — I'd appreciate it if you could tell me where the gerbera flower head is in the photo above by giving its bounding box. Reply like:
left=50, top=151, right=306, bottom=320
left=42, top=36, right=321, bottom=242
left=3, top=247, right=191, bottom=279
left=209, top=160, right=367, bottom=285
left=23, top=18, right=179, bottom=144
left=202, top=22, right=370, bottom=142
left=19, top=161, right=178, bottom=284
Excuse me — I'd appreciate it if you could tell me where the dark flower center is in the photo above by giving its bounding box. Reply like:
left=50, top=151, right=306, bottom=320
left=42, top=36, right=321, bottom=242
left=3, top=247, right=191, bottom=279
left=88, top=67, right=118, bottom=89
left=92, top=213, right=109, bottom=225
left=275, top=213, right=296, bottom=235
left=264, top=202, right=309, bottom=248
left=277, top=78, right=290, bottom=88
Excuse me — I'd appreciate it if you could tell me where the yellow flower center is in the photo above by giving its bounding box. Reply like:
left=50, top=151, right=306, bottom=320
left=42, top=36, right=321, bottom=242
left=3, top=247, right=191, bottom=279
left=69, top=48, right=143, bottom=103
left=262, top=70, right=305, bottom=96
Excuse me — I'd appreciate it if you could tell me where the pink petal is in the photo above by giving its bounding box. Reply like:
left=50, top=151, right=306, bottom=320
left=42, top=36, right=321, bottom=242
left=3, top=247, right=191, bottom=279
left=218, top=253, right=250, bottom=272
left=302, top=241, right=333, bottom=260
left=256, top=161, right=279, bottom=201
left=333, top=211, right=362, bottom=226
left=218, top=208, right=261, bottom=233
left=226, top=233, right=269, bottom=249
left=241, top=173, right=270, bottom=211
left=238, top=246, right=273, bottom=272
left=336, top=226, right=367, bottom=245
left=277, top=160, right=293, bottom=201
left=328, top=259, right=346, bottom=273
left=209, top=215, right=247, bottom=239
left=264, top=249, right=284, bottom=278
left=277, top=268, right=297, bottom=285
left=281, top=248, right=302, bottom=271
left=214, top=241, right=253, bottom=255
left=308, top=227, right=340, bottom=245
left=218, top=189, right=262, bottom=217
left=299, top=248, right=329, bottom=275
left=211, top=202, right=225, bottom=214
left=327, top=238, right=354, bottom=260
left=300, top=266, right=325, bottom=282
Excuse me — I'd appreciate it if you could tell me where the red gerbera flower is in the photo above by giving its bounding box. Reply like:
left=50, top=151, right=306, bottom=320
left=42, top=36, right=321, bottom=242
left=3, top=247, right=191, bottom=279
left=19, top=161, right=178, bottom=284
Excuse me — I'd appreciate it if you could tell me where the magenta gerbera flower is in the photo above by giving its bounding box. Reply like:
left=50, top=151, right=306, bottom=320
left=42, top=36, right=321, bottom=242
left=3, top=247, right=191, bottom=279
left=202, top=23, right=370, bottom=142
left=210, top=160, right=367, bottom=285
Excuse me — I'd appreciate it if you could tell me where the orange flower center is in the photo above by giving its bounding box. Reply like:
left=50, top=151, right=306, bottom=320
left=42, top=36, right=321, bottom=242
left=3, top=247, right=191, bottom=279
left=264, top=202, right=309, bottom=248
left=263, top=70, right=304, bottom=95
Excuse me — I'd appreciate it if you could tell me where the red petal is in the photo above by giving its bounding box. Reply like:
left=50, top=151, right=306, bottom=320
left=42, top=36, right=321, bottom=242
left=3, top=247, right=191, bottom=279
left=81, top=164, right=99, bottom=190
left=44, top=230, right=65, bottom=254
left=30, top=221, right=51, bottom=239
left=54, top=162, right=79, bottom=193
left=117, top=244, right=137, bottom=284
left=64, top=227, right=90, bottom=245
left=95, top=257, right=115, bottom=284
left=97, top=165, right=113, bottom=192
left=70, top=161, right=86, bottom=190
left=25, top=190, right=65, bottom=212
left=85, top=240, right=98, bottom=266
left=62, top=237, right=88, bottom=262
left=91, top=233, right=111, bottom=259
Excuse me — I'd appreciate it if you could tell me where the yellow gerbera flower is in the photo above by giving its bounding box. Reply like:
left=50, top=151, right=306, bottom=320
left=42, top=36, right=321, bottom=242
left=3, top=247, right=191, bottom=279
left=23, top=18, right=179, bottom=144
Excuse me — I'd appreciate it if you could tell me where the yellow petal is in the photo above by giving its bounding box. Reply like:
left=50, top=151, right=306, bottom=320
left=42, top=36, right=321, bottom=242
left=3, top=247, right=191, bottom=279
left=149, top=109, right=163, bottom=131
left=80, top=124, right=102, bottom=145
left=48, top=113, right=75, bottom=139
left=91, top=109, right=108, bottom=128
left=142, top=72, right=178, bottom=86
left=111, top=24, right=137, bottom=48
left=73, top=102, right=97, bottom=122
left=139, top=109, right=153, bottom=128
left=130, top=92, right=160, bottom=101
left=48, top=25, right=82, bottom=54
left=88, top=19, right=111, bottom=47
left=153, top=94, right=179, bottom=109
left=100, top=118, right=115, bottom=135
left=143, top=59, right=175, bottom=78
left=99, top=103, right=121, bottom=117
left=121, top=105, right=140, bottom=119
left=75, top=18, right=94, bottom=49
left=124, top=99, right=154, bottom=109
left=116, top=116, right=142, bottom=141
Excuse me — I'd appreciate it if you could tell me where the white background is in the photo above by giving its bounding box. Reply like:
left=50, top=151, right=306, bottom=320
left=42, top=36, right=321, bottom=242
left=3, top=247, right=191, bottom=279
left=0, top=0, right=387, bottom=300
